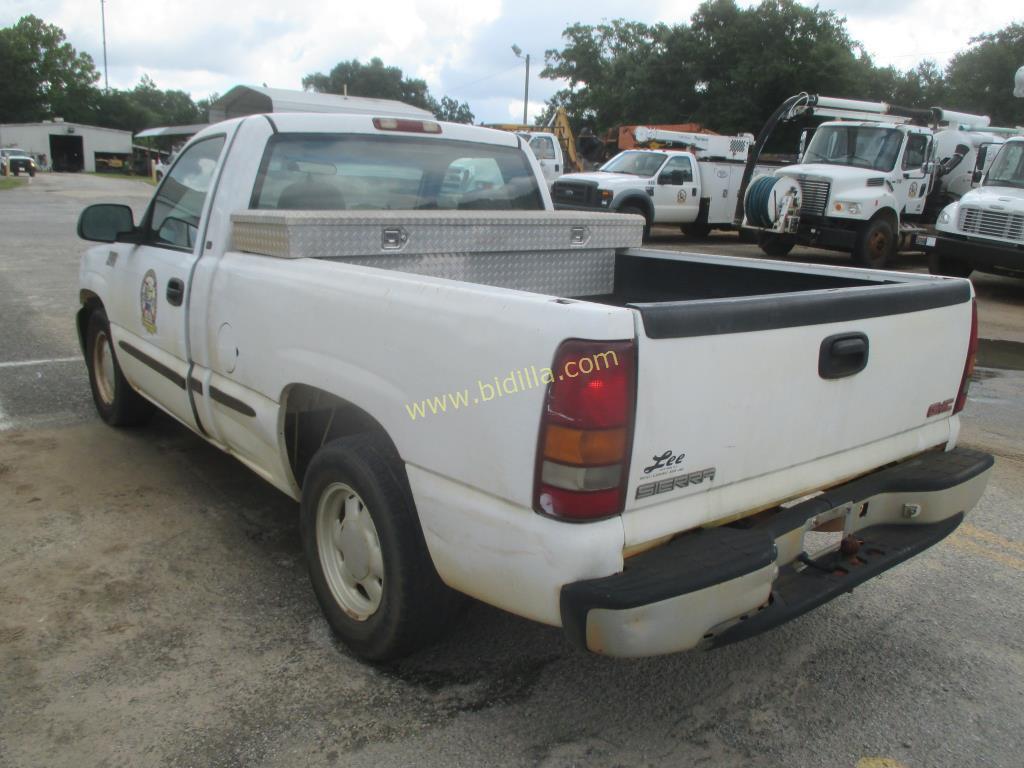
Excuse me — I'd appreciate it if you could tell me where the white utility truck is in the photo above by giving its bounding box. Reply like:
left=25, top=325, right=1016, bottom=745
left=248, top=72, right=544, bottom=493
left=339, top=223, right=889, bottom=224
left=550, top=128, right=763, bottom=239
left=917, top=136, right=1024, bottom=278
left=739, top=93, right=1021, bottom=267
left=76, top=112, right=992, bottom=662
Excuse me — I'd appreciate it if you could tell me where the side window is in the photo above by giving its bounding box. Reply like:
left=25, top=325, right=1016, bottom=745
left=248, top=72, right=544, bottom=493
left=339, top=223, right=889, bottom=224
left=147, top=136, right=225, bottom=249
left=529, top=135, right=556, bottom=160
left=661, top=155, right=694, bottom=182
left=903, top=134, right=928, bottom=171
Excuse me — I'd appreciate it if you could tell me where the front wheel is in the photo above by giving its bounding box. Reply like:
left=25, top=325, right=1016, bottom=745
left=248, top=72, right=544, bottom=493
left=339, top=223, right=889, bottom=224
left=301, top=434, right=463, bottom=661
left=758, top=232, right=795, bottom=257
left=854, top=217, right=897, bottom=269
left=85, top=308, right=155, bottom=426
left=928, top=253, right=973, bottom=278
left=619, top=205, right=651, bottom=241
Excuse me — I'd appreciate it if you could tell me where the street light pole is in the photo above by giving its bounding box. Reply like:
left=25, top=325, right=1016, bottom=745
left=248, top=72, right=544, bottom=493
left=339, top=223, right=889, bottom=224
left=100, top=0, right=109, bottom=92
left=512, top=44, right=530, bottom=126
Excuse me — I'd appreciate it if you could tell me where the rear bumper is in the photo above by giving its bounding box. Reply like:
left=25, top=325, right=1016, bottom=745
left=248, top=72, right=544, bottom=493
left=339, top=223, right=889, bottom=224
left=914, top=232, right=1024, bottom=270
left=560, top=447, right=993, bottom=657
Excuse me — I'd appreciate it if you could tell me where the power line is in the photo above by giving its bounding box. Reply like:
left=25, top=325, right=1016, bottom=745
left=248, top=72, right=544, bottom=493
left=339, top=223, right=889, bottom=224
left=448, top=62, right=524, bottom=94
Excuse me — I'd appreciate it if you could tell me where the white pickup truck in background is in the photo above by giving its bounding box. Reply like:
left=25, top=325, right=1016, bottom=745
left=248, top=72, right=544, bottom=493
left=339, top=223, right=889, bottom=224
left=550, top=128, right=765, bottom=239
left=76, top=112, right=992, bottom=661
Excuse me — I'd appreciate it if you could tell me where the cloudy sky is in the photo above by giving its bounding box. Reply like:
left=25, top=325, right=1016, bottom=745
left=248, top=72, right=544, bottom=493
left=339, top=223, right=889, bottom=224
left=2, top=0, right=1020, bottom=123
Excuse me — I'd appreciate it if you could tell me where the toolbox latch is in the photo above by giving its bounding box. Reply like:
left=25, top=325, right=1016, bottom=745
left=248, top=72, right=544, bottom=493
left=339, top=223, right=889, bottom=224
left=382, top=227, right=409, bottom=250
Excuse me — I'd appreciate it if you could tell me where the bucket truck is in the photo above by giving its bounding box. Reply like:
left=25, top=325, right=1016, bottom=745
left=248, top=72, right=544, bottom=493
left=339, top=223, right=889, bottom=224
left=737, top=93, right=1022, bottom=267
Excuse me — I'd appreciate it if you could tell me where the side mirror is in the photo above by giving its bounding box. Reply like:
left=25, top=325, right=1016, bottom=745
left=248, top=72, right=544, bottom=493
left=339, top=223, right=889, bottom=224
left=972, top=169, right=984, bottom=185
left=974, top=146, right=988, bottom=171
left=923, top=161, right=935, bottom=176
left=77, top=204, right=139, bottom=243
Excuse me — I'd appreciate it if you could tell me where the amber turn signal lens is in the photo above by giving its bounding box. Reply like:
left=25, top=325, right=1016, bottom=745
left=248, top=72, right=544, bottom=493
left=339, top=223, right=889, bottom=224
left=543, top=425, right=627, bottom=466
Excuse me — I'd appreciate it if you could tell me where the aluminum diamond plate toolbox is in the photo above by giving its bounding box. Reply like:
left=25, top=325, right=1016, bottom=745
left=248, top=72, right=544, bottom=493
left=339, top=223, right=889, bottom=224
left=230, top=210, right=644, bottom=295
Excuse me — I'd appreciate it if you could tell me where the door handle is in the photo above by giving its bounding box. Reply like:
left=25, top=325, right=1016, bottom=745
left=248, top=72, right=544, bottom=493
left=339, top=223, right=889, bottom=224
left=166, top=278, right=185, bottom=307
left=819, top=332, right=869, bottom=379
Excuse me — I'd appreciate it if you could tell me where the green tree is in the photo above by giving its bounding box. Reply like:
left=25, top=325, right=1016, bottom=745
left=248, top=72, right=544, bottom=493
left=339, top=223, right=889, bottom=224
left=0, top=15, right=99, bottom=122
left=944, top=24, right=1024, bottom=126
left=435, top=95, right=474, bottom=123
left=303, top=57, right=438, bottom=112
left=540, top=20, right=683, bottom=129
left=303, top=57, right=476, bottom=123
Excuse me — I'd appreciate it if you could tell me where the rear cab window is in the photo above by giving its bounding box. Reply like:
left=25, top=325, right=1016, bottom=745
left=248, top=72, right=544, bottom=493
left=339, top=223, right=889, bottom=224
left=251, top=134, right=544, bottom=212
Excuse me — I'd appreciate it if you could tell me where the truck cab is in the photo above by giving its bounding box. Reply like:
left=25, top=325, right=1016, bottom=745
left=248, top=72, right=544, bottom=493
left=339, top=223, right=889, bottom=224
left=919, top=136, right=1024, bottom=279
left=519, top=131, right=565, bottom=186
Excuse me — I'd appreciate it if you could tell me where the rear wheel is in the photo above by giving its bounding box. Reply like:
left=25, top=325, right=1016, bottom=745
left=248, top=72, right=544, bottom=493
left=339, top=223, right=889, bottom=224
left=758, top=232, right=794, bottom=257
left=620, top=204, right=651, bottom=240
left=85, top=308, right=155, bottom=426
left=681, top=223, right=711, bottom=239
left=928, top=253, right=973, bottom=278
left=854, top=217, right=897, bottom=269
left=301, top=434, right=463, bottom=661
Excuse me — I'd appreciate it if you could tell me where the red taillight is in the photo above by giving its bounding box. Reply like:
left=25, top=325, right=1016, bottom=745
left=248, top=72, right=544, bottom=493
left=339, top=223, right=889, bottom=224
left=953, top=299, right=978, bottom=414
left=533, top=339, right=636, bottom=521
left=372, top=117, right=442, bottom=134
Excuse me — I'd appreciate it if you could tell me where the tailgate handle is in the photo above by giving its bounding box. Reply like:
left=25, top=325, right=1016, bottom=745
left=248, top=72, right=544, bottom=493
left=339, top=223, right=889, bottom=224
left=819, top=333, right=868, bottom=379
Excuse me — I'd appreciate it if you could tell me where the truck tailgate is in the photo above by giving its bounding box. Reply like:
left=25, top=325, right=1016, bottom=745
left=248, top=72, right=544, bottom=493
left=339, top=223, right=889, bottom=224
left=623, top=278, right=973, bottom=543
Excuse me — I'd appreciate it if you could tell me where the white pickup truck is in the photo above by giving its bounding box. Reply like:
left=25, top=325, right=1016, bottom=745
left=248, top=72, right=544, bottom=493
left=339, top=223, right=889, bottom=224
left=76, top=112, right=992, bottom=661
left=551, top=130, right=765, bottom=239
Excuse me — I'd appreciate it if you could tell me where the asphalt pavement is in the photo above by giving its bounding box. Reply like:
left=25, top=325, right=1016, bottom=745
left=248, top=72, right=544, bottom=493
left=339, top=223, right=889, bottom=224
left=1, top=173, right=1022, bottom=768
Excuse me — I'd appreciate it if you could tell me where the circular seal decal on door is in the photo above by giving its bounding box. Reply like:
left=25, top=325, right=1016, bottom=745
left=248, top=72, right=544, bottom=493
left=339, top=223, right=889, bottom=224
left=677, top=189, right=688, bottom=203
left=140, top=269, right=158, bottom=334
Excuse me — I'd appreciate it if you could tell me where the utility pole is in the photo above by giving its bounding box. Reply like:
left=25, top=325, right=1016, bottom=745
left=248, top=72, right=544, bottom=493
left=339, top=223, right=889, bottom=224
left=512, top=45, right=529, bottom=125
left=100, top=0, right=109, bottom=92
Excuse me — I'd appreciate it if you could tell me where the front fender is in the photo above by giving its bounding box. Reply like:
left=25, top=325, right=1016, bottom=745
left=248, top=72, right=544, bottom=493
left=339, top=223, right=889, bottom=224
left=611, top=191, right=654, bottom=218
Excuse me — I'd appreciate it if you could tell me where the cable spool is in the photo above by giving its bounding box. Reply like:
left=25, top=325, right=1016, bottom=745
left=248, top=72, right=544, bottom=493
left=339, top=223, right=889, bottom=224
left=744, top=175, right=801, bottom=228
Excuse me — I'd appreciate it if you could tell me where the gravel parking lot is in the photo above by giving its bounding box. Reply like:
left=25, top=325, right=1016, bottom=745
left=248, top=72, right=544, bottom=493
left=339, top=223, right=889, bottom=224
left=2, top=173, right=1023, bottom=768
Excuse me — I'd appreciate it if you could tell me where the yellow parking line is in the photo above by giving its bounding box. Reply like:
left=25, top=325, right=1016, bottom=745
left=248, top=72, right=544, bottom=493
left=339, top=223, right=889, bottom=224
left=947, top=531, right=1024, bottom=573
left=959, top=522, right=1024, bottom=556
left=856, top=758, right=909, bottom=768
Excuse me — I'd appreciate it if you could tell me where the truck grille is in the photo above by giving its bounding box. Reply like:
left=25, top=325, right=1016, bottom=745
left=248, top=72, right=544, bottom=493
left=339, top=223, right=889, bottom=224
left=552, top=181, right=599, bottom=208
left=958, top=206, right=1024, bottom=242
left=798, top=177, right=831, bottom=217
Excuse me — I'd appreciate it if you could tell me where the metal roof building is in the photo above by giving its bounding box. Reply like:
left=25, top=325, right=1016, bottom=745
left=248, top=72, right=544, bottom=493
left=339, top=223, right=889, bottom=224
left=207, top=85, right=434, bottom=123
left=0, top=120, right=132, bottom=172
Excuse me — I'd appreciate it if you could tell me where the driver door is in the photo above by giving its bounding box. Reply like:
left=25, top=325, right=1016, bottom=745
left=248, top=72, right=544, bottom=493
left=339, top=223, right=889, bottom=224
left=901, top=133, right=931, bottom=216
left=106, top=134, right=226, bottom=430
left=652, top=155, right=701, bottom=224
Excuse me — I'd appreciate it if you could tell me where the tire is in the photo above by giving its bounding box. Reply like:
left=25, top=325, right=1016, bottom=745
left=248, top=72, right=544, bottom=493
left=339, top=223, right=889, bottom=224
left=737, top=227, right=759, bottom=244
left=84, top=308, right=155, bottom=426
left=928, top=253, right=973, bottom=278
left=681, top=223, right=711, bottom=239
left=28, top=168, right=35, bottom=177
left=301, top=434, right=463, bottom=661
left=758, top=232, right=795, bottom=257
left=854, top=217, right=897, bottom=269
left=619, top=204, right=651, bottom=240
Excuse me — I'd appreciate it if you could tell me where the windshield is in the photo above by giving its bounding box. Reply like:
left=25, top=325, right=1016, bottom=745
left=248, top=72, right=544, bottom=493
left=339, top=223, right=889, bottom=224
left=600, top=151, right=667, bottom=177
left=983, top=142, right=1024, bottom=190
left=803, top=126, right=904, bottom=172
left=253, top=134, right=544, bottom=211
